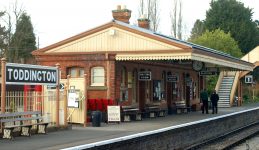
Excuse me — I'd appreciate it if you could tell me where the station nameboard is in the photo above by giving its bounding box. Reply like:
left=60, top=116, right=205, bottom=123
left=5, top=63, right=58, bottom=85
left=138, top=71, right=151, bottom=81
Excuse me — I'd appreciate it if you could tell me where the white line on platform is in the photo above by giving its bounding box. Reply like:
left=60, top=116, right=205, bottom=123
left=61, top=107, right=259, bottom=150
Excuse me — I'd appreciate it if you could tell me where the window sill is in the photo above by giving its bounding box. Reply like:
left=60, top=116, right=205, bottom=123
left=87, top=86, right=107, bottom=91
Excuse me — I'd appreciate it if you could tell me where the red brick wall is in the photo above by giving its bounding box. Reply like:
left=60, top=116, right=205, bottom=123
left=115, top=61, right=200, bottom=106
left=35, top=54, right=201, bottom=106
left=35, top=54, right=115, bottom=100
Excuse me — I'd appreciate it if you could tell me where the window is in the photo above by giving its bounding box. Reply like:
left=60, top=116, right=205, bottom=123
left=120, top=67, right=128, bottom=101
left=68, top=67, right=84, bottom=78
left=91, top=67, right=105, bottom=86
left=153, top=80, right=162, bottom=101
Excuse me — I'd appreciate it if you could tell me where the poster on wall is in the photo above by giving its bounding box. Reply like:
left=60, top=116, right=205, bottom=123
left=107, top=106, right=121, bottom=122
left=68, top=89, right=80, bottom=108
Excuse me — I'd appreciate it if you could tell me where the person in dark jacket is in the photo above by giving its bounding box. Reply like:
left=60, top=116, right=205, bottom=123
left=200, top=89, right=209, bottom=114
left=210, top=90, right=219, bottom=114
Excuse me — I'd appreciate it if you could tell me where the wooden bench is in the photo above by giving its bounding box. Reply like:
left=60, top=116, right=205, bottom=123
left=157, top=107, right=168, bottom=117
left=0, top=111, right=49, bottom=140
left=144, top=104, right=168, bottom=118
left=175, top=101, right=191, bottom=114
left=121, top=106, right=142, bottom=122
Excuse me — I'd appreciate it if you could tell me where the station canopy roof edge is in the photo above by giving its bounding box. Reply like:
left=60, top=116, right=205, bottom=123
left=114, top=21, right=254, bottom=71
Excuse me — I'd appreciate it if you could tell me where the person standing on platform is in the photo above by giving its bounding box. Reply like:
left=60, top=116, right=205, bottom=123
left=200, top=89, right=209, bottom=114
left=210, top=90, right=219, bottom=114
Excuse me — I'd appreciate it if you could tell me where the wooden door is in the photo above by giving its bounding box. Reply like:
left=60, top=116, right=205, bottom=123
left=139, top=81, right=145, bottom=111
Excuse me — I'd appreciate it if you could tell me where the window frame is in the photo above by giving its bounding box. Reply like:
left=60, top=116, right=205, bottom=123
left=91, top=67, right=105, bottom=86
left=68, top=67, right=85, bottom=78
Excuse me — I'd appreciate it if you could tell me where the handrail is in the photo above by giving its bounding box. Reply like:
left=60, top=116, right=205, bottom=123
left=215, top=71, right=224, bottom=92
left=229, top=72, right=239, bottom=106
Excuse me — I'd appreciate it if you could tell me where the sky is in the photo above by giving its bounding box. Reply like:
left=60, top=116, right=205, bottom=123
left=0, top=0, right=258, bottom=48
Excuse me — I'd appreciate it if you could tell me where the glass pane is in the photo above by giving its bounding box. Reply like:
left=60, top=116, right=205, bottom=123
left=70, top=68, right=77, bottom=77
left=93, top=76, right=104, bottom=83
left=93, top=68, right=103, bottom=75
left=79, top=69, right=84, bottom=77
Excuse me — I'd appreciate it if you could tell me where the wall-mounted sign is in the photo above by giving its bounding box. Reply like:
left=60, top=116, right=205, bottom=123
left=68, top=89, right=80, bottom=108
left=167, top=75, right=178, bottom=82
left=138, top=71, right=151, bottom=81
left=199, top=71, right=219, bottom=76
left=107, top=106, right=121, bottom=122
left=245, top=75, right=253, bottom=83
left=6, top=63, right=57, bottom=85
left=47, top=83, right=65, bottom=90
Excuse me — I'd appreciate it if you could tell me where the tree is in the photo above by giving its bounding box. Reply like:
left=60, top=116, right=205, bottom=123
left=0, top=1, right=26, bottom=62
left=190, top=29, right=242, bottom=58
left=0, top=11, right=8, bottom=58
left=148, top=0, right=160, bottom=32
left=190, top=29, right=243, bottom=95
left=9, top=12, right=36, bottom=63
left=189, top=19, right=205, bottom=41
left=170, top=0, right=183, bottom=40
left=204, top=0, right=259, bottom=54
left=138, top=0, right=160, bottom=32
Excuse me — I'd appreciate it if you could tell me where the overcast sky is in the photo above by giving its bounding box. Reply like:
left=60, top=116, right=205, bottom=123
left=0, top=0, right=258, bottom=48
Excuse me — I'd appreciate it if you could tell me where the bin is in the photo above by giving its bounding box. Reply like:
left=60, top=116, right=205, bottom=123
left=91, top=111, right=102, bottom=127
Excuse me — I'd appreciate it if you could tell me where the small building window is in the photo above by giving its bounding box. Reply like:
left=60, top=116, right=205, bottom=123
left=91, top=67, right=105, bottom=86
left=68, top=67, right=84, bottom=78
left=120, top=67, right=128, bottom=101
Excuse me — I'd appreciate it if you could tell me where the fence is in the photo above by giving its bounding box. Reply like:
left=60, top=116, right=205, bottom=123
left=0, top=90, right=66, bottom=132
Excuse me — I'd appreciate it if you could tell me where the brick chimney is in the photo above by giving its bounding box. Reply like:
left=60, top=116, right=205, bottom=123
left=112, top=5, right=131, bottom=24
left=138, top=15, right=150, bottom=29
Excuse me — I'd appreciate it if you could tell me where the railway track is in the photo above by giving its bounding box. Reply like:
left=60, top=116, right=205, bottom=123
left=187, top=122, right=259, bottom=150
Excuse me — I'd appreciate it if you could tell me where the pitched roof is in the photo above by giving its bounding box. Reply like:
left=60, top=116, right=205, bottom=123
left=32, top=20, right=253, bottom=70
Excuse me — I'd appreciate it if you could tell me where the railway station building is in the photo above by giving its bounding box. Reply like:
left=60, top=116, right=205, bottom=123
left=31, top=6, right=253, bottom=124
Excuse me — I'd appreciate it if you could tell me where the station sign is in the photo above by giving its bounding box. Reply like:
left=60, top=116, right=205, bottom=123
left=199, top=71, right=219, bottom=76
left=5, top=63, right=58, bottom=85
left=138, top=71, right=151, bottom=81
left=167, top=75, right=178, bottom=82
left=47, top=83, right=65, bottom=90
left=245, top=75, right=253, bottom=83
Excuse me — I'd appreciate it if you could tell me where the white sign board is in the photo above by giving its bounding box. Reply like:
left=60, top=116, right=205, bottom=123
left=6, top=63, right=57, bottom=85
left=68, top=91, right=79, bottom=108
left=107, top=106, right=121, bottom=122
left=245, top=75, right=253, bottom=83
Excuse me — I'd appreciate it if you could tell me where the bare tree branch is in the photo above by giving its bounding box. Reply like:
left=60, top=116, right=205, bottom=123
left=170, top=0, right=177, bottom=38
left=149, top=0, right=160, bottom=32
left=170, top=0, right=183, bottom=40
left=177, top=0, right=182, bottom=40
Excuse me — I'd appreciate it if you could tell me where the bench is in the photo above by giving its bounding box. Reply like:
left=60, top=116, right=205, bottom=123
left=121, top=106, right=142, bottom=122
left=175, top=101, right=191, bottom=114
left=144, top=104, right=167, bottom=118
left=0, top=111, right=49, bottom=140
left=157, top=107, right=168, bottom=117
left=144, top=105, right=160, bottom=118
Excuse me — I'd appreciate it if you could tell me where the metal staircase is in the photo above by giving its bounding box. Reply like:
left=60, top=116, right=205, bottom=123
left=218, top=76, right=235, bottom=108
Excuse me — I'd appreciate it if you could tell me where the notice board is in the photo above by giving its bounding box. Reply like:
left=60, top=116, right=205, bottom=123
left=107, top=106, right=121, bottom=122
